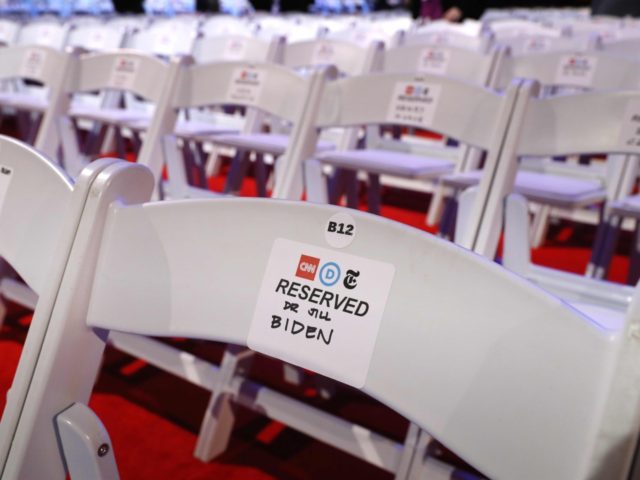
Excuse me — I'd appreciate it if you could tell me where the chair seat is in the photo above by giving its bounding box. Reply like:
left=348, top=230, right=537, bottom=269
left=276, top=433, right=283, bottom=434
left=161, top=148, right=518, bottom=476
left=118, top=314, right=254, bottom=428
left=569, top=301, right=625, bottom=331
left=608, top=195, right=640, bottom=220
left=317, top=149, right=455, bottom=179
left=0, top=92, right=48, bottom=112
left=212, top=133, right=335, bottom=156
left=443, top=170, right=606, bottom=209
left=69, top=106, right=152, bottom=126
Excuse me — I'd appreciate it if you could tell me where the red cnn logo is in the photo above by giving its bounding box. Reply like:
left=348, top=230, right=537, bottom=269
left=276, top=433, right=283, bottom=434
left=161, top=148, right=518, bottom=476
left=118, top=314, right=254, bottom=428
left=296, top=255, right=320, bottom=281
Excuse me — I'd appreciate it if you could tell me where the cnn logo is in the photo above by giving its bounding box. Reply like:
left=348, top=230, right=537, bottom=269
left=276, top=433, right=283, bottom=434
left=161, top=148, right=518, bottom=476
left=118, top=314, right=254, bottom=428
left=296, top=255, right=320, bottom=281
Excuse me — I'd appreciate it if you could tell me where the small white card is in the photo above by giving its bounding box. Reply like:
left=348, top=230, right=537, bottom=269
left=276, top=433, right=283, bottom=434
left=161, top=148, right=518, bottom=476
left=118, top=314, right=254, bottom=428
left=523, top=37, right=551, bottom=54
left=20, top=49, right=46, bottom=79
left=386, top=80, right=441, bottom=128
left=227, top=67, right=265, bottom=106
left=223, top=38, right=247, bottom=60
left=108, top=56, right=141, bottom=90
left=248, top=238, right=395, bottom=388
left=555, top=54, right=597, bottom=88
left=311, top=41, right=336, bottom=64
left=417, top=47, right=451, bottom=75
left=618, top=99, right=640, bottom=152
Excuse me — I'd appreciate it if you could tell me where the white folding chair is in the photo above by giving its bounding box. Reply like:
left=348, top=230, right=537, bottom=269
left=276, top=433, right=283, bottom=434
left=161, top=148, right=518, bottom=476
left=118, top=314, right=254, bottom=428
left=58, top=51, right=186, bottom=179
left=200, top=39, right=383, bottom=195
left=304, top=73, right=524, bottom=222
left=447, top=51, right=640, bottom=249
left=456, top=87, right=640, bottom=286
left=0, top=45, right=75, bottom=157
left=161, top=61, right=336, bottom=200
left=3, top=158, right=640, bottom=480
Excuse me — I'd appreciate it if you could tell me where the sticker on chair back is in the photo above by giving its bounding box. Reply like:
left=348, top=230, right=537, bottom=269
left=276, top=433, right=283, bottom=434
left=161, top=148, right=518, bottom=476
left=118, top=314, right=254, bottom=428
left=417, top=48, right=451, bottom=75
left=386, top=80, right=441, bottom=128
left=228, top=67, right=265, bottom=106
left=523, top=37, right=551, bottom=54
left=223, top=38, right=247, bottom=60
left=618, top=99, right=640, bottom=151
left=20, top=49, right=47, bottom=79
left=311, top=42, right=335, bottom=64
left=0, top=165, right=13, bottom=215
left=108, top=57, right=141, bottom=90
left=555, top=54, right=597, bottom=88
left=248, top=238, right=395, bottom=388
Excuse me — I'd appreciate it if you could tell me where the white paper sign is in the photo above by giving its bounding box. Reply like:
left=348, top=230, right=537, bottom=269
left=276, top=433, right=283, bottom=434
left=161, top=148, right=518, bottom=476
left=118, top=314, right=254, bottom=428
left=227, top=67, right=265, bottom=105
left=108, top=57, right=140, bottom=90
left=248, top=238, right=395, bottom=388
left=86, top=31, right=106, bottom=50
left=386, top=80, right=441, bottom=127
left=0, top=165, right=13, bottom=216
left=223, top=38, right=247, bottom=60
left=618, top=99, right=640, bottom=152
left=555, top=54, right=598, bottom=88
left=311, top=42, right=336, bottom=64
left=20, top=49, right=47, bottom=79
left=417, top=47, right=451, bottom=75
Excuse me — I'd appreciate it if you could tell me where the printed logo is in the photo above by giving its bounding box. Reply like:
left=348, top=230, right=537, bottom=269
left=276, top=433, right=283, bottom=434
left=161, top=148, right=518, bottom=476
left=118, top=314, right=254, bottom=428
left=343, top=270, right=360, bottom=290
left=319, top=262, right=341, bottom=287
left=296, top=255, right=320, bottom=281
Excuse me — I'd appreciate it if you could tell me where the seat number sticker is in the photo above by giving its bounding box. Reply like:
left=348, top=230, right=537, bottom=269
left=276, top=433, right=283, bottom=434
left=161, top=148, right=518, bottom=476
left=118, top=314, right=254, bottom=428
left=386, top=80, right=441, bottom=128
left=418, top=47, right=451, bottom=75
left=555, top=54, right=597, bottom=88
left=223, top=38, right=247, bottom=60
left=311, top=42, right=335, bottom=64
left=20, top=49, right=46, bottom=79
left=248, top=238, right=395, bottom=388
left=108, top=57, right=141, bottom=90
left=228, top=67, right=264, bottom=105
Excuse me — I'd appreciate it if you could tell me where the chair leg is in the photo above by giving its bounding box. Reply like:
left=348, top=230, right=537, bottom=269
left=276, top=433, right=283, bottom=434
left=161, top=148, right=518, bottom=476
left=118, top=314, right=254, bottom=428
left=367, top=173, right=381, bottom=215
left=194, top=345, right=255, bottom=462
left=530, top=204, right=550, bottom=248
left=587, top=212, right=621, bottom=279
left=426, top=182, right=447, bottom=227
left=223, top=150, right=250, bottom=194
left=438, top=195, right=458, bottom=240
left=254, top=153, right=268, bottom=197
left=627, top=220, right=640, bottom=285
left=344, top=170, right=359, bottom=209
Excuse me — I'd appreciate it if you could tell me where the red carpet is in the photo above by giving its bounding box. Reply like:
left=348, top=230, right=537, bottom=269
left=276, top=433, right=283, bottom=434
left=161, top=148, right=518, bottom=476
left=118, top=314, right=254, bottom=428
left=0, top=168, right=632, bottom=479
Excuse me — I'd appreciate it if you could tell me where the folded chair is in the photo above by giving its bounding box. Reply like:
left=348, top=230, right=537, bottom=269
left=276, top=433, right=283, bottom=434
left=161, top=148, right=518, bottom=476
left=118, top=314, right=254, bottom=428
left=3, top=158, right=640, bottom=480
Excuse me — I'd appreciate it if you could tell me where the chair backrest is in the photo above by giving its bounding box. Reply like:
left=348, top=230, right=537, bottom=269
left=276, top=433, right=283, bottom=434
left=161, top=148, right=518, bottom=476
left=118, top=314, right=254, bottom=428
left=15, top=22, right=69, bottom=50
left=403, top=28, right=493, bottom=53
left=382, top=43, right=498, bottom=86
left=127, top=20, right=198, bottom=57
left=0, top=19, right=20, bottom=46
left=491, top=50, right=640, bottom=91
left=200, top=15, right=255, bottom=38
left=283, top=39, right=382, bottom=77
left=5, top=157, right=639, bottom=480
left=191, top=34, right=284, bottom=64
left=498, top=32, right=597, bottom=56
left=65, top=24, right=128, bottom=52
